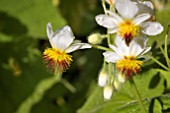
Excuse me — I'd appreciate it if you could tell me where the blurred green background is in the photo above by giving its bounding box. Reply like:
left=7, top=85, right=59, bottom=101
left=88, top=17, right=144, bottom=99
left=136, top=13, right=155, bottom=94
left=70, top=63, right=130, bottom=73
left=0, top=0, right=170, bottom=113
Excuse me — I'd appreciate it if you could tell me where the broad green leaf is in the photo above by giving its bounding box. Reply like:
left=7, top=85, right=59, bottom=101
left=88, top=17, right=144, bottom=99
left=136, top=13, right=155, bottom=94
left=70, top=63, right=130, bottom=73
left=159, top=70, right=170, bottom=90
left=0, top=0, right=66, bottom=38
left=159, top=93, right=170, bottom=111
left=77, top=69, right=166, bottom=113
left=153, top=99, right=162, bottom=113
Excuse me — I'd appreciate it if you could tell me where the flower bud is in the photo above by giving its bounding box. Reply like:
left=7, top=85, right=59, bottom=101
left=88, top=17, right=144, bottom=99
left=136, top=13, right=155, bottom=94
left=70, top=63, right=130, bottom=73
left=114, top=80, right=122, bottom=91
left=88, top=33, right=101, bottom=44
left=118, top=73, right=126, bottom=83
left=103, top=85, right=113, bottom=100
left=98, top=70, right=108, bottom=87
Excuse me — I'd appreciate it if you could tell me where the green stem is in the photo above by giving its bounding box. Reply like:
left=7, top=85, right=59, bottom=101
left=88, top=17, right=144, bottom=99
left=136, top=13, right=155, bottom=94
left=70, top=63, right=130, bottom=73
left=15, top=72, right=62, bottom=113
left=147, top=55, right=170, bottom=71
left=164, top=25, right=170, bottom=69
left=130, top=78, right=147, bottom=113
left=107, top=33, right=111, bottom=45
left=61, top=79, right=76, bottom=93
left=108, top=63, right=113, bottom=84
left=102, top=0, right=107, bottom=14
left=92, top=44, right=111, bottom=51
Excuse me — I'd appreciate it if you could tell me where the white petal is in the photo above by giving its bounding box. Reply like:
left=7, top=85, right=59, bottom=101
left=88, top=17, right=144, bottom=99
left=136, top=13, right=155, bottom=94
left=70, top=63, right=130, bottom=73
left=136, top=1, right=154, bottom=16
left=65, top=42, right=91, bottom=53
left=95, top=15, right=118, bottom=29
left=103, top=51, right=122, bottom=63
left=142, top=22, right=164, bottom=36
left=137, top=47, right=151, bottom=58
left=52, top=25, right=74, bottom=50
left=114, top=36, right=129, bottom=56
left=134, top=34, right=148, bottom=48
left=129, top=39, right=143, bottom=56
left=133, top=13, right=151, bottom=25
left=116, top=0, right=138, bottom=19
left=143, top=1, right=154, bottom=10
left=106, top=10, right=123, bottom=23
left=109, top=44, right=124, bottom=57
left=46, top=23, right=54, bottom=46
left=79, top=43, right=92, bottom=49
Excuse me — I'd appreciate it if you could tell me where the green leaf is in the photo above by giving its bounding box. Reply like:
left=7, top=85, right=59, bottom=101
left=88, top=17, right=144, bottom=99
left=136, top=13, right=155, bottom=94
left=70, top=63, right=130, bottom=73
left=0, top=0, right=66, bottom=38
left=153, top=99, right=162, bottom=113
left=159, top=70, right=170, bottom=90
left=77, top=69, right=166, bottom=113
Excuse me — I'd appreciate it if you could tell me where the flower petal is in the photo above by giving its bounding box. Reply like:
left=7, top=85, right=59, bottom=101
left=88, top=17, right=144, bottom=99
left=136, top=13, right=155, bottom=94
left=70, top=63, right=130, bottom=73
left=114, top=36, right=129, bottom=56
left=129, top=39, right=144, bottom=56
left=95, top=14, right=118, bottom=29
left=115, top=0, right=138, bottom=19
left=136, top=1, right=154, bottom=16
left=133, top=13, right=151, bottom=25
left=129, top=34, right=149, bottom=56
left=51, top=25, right=74, bottom=50
left=109, top=44, right=124, bottom=57
left=65, top=42, right=91, bottom=53
left=142, top=22, right=164, bottom=36
left=106, top=10, right=123, bottom=23
left=46, top=23, right=54, bottom=46
left=137, top=46, right=151, bottom=58
left=143, top=1, right=154, bottom=10
left=103, top=51, right=122, bottom=63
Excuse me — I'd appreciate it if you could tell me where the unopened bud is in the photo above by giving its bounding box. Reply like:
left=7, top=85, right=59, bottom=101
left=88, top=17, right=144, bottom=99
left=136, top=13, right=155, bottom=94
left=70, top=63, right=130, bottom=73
left=103, top=85, right=113, bottom=100
left=118, top=73, right=126, bottom=83
left=98, top=70, right=108, bottom=87
left=114, top=80, right=122, bottom=91
left=88, top=33, right=101, bottom=44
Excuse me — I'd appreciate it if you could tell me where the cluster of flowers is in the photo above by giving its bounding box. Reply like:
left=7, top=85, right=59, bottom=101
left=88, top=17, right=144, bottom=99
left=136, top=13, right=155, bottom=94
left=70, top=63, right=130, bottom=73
left=43, top=0, right=163, bottom=100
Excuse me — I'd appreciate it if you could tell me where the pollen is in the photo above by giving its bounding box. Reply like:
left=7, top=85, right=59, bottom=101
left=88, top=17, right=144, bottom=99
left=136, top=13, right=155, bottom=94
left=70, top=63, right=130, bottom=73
left=118, top=20, right=140, bottom=46
left=117, top=56, right=143, bottom=79
left=43, top=48, right=73, bottom=72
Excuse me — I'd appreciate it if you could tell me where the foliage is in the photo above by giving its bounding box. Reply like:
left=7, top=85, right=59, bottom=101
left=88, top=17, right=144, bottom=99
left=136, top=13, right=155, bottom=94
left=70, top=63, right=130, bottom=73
left=0, top=0, right=170, bottom=113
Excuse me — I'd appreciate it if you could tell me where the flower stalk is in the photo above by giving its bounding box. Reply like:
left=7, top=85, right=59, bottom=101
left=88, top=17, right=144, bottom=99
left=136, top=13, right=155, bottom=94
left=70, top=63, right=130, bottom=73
left=130, top=78, right=147, bottom=113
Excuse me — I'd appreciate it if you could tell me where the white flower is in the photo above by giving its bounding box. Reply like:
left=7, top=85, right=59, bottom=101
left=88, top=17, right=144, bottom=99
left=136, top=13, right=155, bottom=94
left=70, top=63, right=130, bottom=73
left=43, top=23, right=91, bottom=72
left=95, top=0, right=163, bottom=45
left=103, top=36, right=151, bottom=78
left=46, top=23, right=91, bottom=53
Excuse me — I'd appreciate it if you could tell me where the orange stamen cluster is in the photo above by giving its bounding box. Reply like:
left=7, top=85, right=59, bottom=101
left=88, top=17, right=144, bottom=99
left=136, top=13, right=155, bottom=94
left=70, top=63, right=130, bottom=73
left=118, top=20, right=140, bottom=46
left=117, top=56, right=143, bottom=79
left=43, top=48, right=72, bottom=72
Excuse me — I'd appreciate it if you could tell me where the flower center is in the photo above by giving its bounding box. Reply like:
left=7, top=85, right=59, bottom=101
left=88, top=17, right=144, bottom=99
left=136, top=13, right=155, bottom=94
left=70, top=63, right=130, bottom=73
left=117, top=56, right=143, bottom=78
left=43, top=48, right=72, bottom=72
left=118, top=20, right=140, bottom=46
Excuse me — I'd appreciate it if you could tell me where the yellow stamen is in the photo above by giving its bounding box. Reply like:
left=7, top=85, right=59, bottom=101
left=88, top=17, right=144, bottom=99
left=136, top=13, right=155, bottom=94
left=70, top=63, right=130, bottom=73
left=118, top=20, right=140, bottom=45
left=43, top=48, right=72, bottom=72
left=117, top=56, right=143, bottom=78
